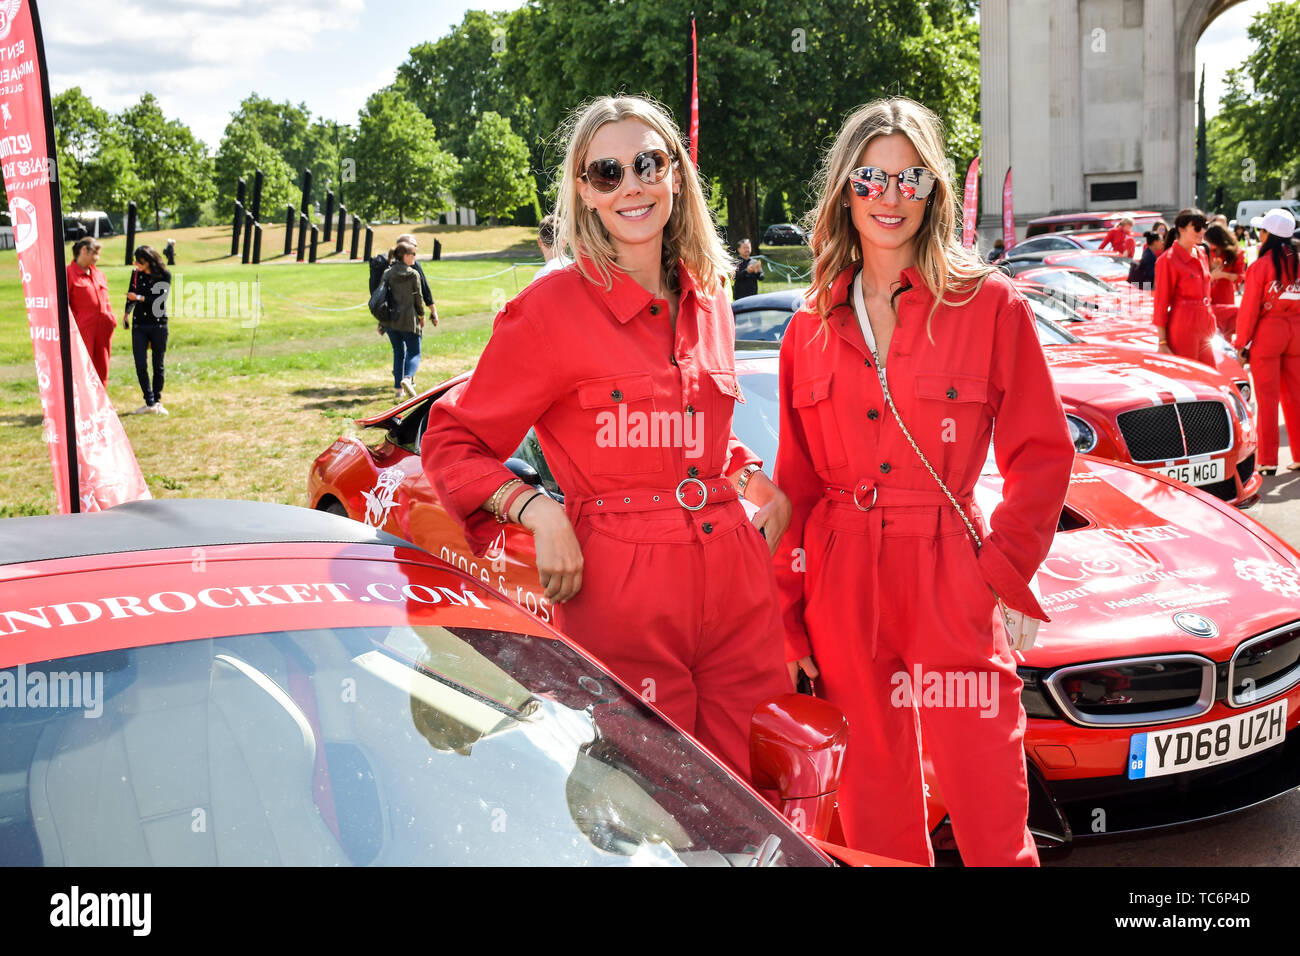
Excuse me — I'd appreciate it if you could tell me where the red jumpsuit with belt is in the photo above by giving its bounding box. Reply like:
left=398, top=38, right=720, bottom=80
left=1100, top=226, right=1135, bottom=259
left=66, top=262, right=117, bottom=385
left=420, top=259, right=788, bottom=781
left=773, top=265, right=1073, bottom=867
left=1234, top=253, right=1300, bottom=470
left=1210, top=251, right=1246, bottom=337
left=1153, top=242, right=1217, bottom=368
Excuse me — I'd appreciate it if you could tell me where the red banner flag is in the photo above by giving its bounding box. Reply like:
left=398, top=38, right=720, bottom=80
left=961, top=156, right=979, bottom=249
left=2, top=0, right=149, bottom=512
left=689, top=14, right=699, bottom=167
left=1002, top=167, right=1016, bottom=250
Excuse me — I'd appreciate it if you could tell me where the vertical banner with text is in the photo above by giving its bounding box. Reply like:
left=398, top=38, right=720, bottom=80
left=0, top=0, right=149, bottom=512
left=1002, top=167, right=1016, bottom=250
left=961, top=156, right=979, bottom=249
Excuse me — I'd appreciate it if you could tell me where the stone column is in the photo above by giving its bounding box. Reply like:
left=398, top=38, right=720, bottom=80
left=1144, top=0, right=1179, bottom=210
left=980, top=0, right=1012, bottom=220
left=1049, top=0, right=1084, bottom=210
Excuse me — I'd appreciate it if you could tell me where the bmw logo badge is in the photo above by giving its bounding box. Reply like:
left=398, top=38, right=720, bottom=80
left=1173, top=612, right=1218, bottom=638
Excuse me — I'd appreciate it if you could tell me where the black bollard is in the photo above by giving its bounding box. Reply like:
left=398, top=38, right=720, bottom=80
left=284, top=205, right=295, bottom=256
left=231, top=199, right=244, bottom=257
left=297, top=215, right=308, bottom=262
left=350, top=216, right=360, bottom=260
left=298, top=168, right=312, bottom=253
left=363, top=225, right=373, bottom=263
left=252, top=224, right=262, bottom=264
left=432, top=237, right=441, bottom=261
left=309, top=225, right=319, bottom=263
left=335, top=205, right=346, bottom=254
left=124, top=201, right=137, bottom=266
left=250, top=169, right=263, bottom=223
left=323, top=189, right=334, bottom=243
left=241, top=212, right=253, bottom=264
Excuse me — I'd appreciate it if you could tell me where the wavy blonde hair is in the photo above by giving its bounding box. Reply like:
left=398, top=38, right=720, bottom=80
left=803, top=97, right=993, bottom=333
left=552, top=95, right=730, bottom=295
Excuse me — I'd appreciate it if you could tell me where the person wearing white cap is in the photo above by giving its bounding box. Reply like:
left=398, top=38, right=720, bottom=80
left=1234, top=207, right=1300, bottom=474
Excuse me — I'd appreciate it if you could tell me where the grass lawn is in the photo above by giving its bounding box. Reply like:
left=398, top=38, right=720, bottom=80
left=2, top=228, right=811, bottom=515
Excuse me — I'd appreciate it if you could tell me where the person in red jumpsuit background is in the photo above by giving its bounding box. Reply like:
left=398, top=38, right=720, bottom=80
left=1153, top=207, right=1217, bottom=367
left=1234, top=208, right=1300, bottom=475
left=1206, top=223, right=1246, bottom=337
left=772, top=97, right=1074, bottom=867
left=420, top=95, right=791, bottom=781
left=65, top=237, right=118, bottom=385
left=1100, top=216, right=1136, bottom=258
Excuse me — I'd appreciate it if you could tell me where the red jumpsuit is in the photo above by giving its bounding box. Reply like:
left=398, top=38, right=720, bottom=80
left=66, top=261, right=117, bottom=385
left=773, top=265, right=1073, bottom=867
left=1153, top=242, right=1217, bottom=368
left=1234, top=252, right=1300, bottom=470
left=420, top=259, right=788, bottom=781
left=1210, top=250, right=1246, bottom=337
left=1100, top=226, right=1135, bottom=259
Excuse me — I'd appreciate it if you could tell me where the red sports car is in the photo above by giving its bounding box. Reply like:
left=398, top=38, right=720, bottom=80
left=0, top=499, right=892, bottom=867
left=1030, top=300, right=1260, bottom=508
left=310, top=354, right=1300, bottom=854
left=1008, top=250, right=1136, bottom=286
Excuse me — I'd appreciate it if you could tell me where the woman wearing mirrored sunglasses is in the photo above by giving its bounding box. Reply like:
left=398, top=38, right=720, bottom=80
left=772, top=97, right=1073, bottom=866
left=1153, top=207, right=1217, bottom=367
left=420, top=95, right=791, bottom=783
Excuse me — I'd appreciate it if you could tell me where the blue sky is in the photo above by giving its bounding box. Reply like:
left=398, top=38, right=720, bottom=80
left=39, top=0, right=1264, bottom=149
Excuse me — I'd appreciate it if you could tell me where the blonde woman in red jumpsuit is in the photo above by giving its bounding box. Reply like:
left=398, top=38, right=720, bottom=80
left=773, top=98, right=1074, bottom=867
left=1153, top=208, right=1217, bottom=367
left=420, top=96, right=791, bottom=781
left=1233, top=209, right=1300, bottom=474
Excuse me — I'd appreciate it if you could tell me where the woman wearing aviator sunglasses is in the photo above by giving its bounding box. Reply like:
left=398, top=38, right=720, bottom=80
left=420, top=95, right=791, bottom=782
left=771, top=97, right=1073, bottom=866
left=1153, top=207, right=1217, bottom=367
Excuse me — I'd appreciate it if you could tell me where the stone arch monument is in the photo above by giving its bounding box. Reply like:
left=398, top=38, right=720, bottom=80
left=980, top=0, right=1248, bottom=233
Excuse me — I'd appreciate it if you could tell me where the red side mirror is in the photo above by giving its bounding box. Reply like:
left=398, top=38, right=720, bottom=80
left=749, top=694, right=848, bottom=841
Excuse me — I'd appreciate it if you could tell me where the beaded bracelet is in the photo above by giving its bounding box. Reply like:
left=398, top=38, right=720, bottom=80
left=488, top=479, right=523, bottom=522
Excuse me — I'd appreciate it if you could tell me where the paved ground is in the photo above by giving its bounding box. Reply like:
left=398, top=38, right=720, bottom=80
left=1050, top=433, right=1300, bottom=867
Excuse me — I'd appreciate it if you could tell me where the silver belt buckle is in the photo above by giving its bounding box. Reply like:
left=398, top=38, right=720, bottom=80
left=675, top=477, right=709, bottom=511
left=853, top=483, right=878, bottom=512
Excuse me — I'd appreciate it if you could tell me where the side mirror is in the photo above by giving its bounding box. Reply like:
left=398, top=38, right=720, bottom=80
left=749, top=694, right=848, bottom=842
left=505, top=457, right=542, bottom=487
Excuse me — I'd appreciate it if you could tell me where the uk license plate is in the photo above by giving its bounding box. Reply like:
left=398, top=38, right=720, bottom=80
left=1155, top=457, right=1224, bottom=486
left=1127, top=700, right=1287, bottom=780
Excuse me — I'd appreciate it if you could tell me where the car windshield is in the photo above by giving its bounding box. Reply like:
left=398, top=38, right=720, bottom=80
left=2, top=624, right=825, bottom=867
left=734, top=307, right=794, bottom=342
left=1055, top=254, right=1130, bottom=279
left=1030, top=268, right=1115, bottom=295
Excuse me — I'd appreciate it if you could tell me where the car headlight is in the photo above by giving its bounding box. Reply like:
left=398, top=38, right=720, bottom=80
left=1065, top=414, right=1098, bottom=453
left=1234, top=380, right=1252, bottom=404
left=1227, top=389, right=1249, bottom=423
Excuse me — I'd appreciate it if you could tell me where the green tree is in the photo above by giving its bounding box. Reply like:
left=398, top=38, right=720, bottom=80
left=350, top=90, right=459, bottom=222
left=1196, top=67, right=1209, bottom=209
left=222, top=95, right=345, bottom=208
left=51, top=87, right=111, bottom=208
left=118, top=94, right=213, bottom=229
left=501, top=0, right=981, bottom=247
left=77, top=123, right=144, bottom=218
left=395, top=11, right=524, bottom=159
left=1216, top=0, right=1300, bottom=191
left=214, top=115, right=296, bottom=220
left=455, top=112, right=534, bottom=223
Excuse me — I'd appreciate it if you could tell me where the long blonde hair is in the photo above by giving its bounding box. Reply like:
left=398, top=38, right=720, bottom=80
left=804, top=97, right=993, bottom=330
left=552, top=95, right=730, bottom=294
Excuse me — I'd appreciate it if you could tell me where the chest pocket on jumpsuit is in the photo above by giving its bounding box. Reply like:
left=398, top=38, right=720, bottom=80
left=791, top=371, right=848, bottom=470
left=912, top=373, right=989, bottom=453
left=577, top=372, right=665, bottom=475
